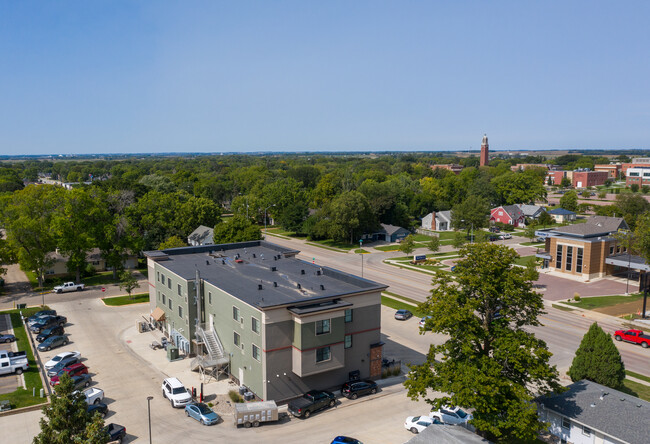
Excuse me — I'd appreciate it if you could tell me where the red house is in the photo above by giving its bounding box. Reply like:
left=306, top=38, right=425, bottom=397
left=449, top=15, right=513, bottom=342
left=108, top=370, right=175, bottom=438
left=490, top=205, right=525, bottom=227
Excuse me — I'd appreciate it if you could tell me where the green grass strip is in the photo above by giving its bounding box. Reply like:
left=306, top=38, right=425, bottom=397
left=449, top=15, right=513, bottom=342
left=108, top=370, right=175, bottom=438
left=623, top=379, right=650, bottom=402
left=383, top=291, right=421, bottom=305
left=570, top=294, right=644, bottom=310
left=381, top=296, right=425, bottom=318
left=102, top=293, right=149, bottom=306
left=626, top=370, right=650, bottom=384
left=551, top=304, right=576, bottom=312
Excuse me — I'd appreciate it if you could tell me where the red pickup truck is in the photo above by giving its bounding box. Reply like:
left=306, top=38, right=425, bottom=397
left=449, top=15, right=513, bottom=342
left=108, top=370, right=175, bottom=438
left=614, top=329, right=650, bottom=348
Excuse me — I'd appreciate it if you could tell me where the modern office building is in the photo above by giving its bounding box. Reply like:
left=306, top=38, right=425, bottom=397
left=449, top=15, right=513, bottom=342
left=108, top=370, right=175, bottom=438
left=625, top=167, right=650, bottom=187
left=145, top=241, right=387, bottom=402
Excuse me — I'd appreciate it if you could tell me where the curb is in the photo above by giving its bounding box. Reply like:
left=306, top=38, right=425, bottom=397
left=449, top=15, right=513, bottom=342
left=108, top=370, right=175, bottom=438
left=546, top=300, right=649, bottom=330
left=0, top=401, right=47, bottom=417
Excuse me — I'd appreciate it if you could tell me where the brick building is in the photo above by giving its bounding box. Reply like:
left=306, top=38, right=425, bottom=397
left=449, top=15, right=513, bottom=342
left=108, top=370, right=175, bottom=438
left=594, top=164, right=621, bottom=179
left=625, top=167, right=650, bottom=187
left=550, top=170, right=608, bottom=188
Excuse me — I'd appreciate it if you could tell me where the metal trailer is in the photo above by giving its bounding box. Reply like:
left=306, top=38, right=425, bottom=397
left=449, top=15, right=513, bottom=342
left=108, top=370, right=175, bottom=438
left=234, top=400, right=278, bottom=428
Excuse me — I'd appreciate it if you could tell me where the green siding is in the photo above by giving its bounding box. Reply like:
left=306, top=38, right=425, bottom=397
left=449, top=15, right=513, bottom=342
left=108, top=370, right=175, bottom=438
left=295, top=316, right=344, bottom=350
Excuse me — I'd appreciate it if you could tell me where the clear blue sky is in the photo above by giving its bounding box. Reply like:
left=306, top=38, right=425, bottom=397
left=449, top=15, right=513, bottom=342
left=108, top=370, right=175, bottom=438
left=1, top=1, right=649, bottom=154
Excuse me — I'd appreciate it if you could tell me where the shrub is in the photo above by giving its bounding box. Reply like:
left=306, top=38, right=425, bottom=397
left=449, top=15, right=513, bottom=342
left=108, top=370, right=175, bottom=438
left=574, top=294, right=581, bottom=302
left=228, top=390, right=244, bottom=403
left=630, top=184, right=639, bottom=193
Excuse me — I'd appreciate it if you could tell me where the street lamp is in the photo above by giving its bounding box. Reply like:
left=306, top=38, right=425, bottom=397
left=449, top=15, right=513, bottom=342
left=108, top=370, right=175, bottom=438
left=264, top=204, right=276, bottom=234
left=147, top=396, right=153, bottom=444
left=359, top=239, right=364, bottom=278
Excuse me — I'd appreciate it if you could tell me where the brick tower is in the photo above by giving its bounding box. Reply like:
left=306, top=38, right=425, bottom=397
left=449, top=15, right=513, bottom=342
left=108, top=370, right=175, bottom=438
left=480, top=134, right=489, bottom=167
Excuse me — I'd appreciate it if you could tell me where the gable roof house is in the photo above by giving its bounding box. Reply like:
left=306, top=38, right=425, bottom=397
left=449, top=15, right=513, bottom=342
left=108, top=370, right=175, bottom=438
left=490, top=205, right=525, bottom=227
left=187, top=225, right=214, bottom=246
left=365, top=224, right=411, bottom=243
left=45, top=248, right=138, bottom=277
left=421, top=211, right=453, bottom=231
left=536, top=380, right=650, bottom=444
left=547, top=208, right=577, bottom=223
left=517, top=204, right=546, bottom=220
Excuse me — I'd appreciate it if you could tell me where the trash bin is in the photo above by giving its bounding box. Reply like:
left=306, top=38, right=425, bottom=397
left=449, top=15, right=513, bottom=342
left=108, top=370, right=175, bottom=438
left=16, top=303, right=26, bottom=309
left=167, top=346, right=179, bottom=361
left=244, top=391, right=254, bottom=401
left=238, top=386, right=247, bottom=395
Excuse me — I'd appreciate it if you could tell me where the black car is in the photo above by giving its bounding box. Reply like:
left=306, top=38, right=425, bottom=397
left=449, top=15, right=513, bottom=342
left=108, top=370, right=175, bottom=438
left=36, top=326, right=65, bottom=343
left=0, top=333, right=16, bottom=343
left=72, top=374, right=93, bottom=389
left=103, top=423, right=126, bottom=443
left=47, top=356, right=79, bottom=377
left=340, top=380, right=378, bottom=400
left=88, top=402, right=108, bottom=418
left=30, top=315, right=67, bottom=333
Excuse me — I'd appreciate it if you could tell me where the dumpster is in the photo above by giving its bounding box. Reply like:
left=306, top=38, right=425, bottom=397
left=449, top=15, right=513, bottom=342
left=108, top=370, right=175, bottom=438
left=167, top=345, right=179, bottom=361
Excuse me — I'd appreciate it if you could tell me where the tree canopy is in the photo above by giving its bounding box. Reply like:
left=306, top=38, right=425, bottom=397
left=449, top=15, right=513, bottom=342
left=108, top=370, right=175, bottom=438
left=568, top=323, right=625, bottom=390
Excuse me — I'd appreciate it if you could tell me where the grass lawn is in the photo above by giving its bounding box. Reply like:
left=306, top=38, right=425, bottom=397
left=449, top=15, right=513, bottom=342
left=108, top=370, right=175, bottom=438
left=520, top=241, right=545, bottom=247
left=386, top=252, right=460, bottom=261
left=305, top=241, right=350, bottom=252
left=570, top=294, right=644, bottom=310
left=353, top=249, right=369, bottom=254
left=102, top=293, right=149, bottom=306
left=381, top=296, right=425, bottom=318
left=0, top=306, right=48, bottom=409
left=514, top=255, right=538, bottom=267
left=626, top=370, right=650, bottom=383
left=383, top=291, right=422, bottom=305
left=374, top=245, right=401, bottom=252
left=623, top=379, right=650, bottom=402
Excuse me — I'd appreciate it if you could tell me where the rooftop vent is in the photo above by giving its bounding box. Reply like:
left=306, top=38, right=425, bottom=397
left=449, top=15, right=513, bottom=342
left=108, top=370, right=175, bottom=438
left=316, top=270, right=321, bottom=276
left=273, top=282, right=277, bottom=287
left=222, top=260, right=225, bottom=265
left=258, top=284, right=263, bottom=290
left=301, top=269, right=305, bottom=275
left=253, top=253, right=256, bottom=258
left=297, top=283, right=301, bottom=289
left=273, top=256, right=277, bottom=261
left=206, top=260, right=210, bottom=265
left=320, top=284, right=325, bottom=290
left=271, top=266, right=277, bottom=272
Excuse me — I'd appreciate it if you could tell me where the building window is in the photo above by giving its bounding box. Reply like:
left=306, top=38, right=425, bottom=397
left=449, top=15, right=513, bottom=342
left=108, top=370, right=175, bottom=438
left=162, top=294, right=166, bottom=305
left=617, top=245, right=621, bottom=253
left=582, top=426, right=592, bottom=436
left=565, top=246, right=573, bottom=271
left=609, top=246, right=615, bottom=255
left=555, top=245, right=562, bottom=268
left=208, top=292, right=212, bottom=305
left=234, top=332, right=240, bottom=347
left=168, top=298, right=172, bottom=310
left=178, top=306, right=183, bottom=318
left=316, top=319, right=331, bottom=335
left=168, top=279, right=171, bottom=289
left=157, top=291, right=160, bottom=300
left=344, top=309, right=353, bottom=323
left=252, top=317, right=260, bottom=334
left=344, top=334, right=352, bottom=349
left=157, top=271, right=160, bottom=282
left=233, top=306, right=240, bottom=322
left=316, top=346, right=331, bottom=362
left=161, top=274, right=165, bottom=285
left=561, top=417, right=571, bottom=429
left=177, top=284, right=181, bottom=296
left=576, top=248, right=583, bottom=273
left=252, top=344, right=261, bottom=361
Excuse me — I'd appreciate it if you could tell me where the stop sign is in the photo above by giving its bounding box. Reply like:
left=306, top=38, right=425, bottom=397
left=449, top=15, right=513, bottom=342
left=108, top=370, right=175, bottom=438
left=101, top=287, right=106, bottom=292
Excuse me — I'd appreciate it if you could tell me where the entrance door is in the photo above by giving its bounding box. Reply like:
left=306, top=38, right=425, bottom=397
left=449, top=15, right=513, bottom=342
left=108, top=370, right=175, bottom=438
left=239, top=367, right=245, bottom=386
left=209, top=313, right=214, bottom=331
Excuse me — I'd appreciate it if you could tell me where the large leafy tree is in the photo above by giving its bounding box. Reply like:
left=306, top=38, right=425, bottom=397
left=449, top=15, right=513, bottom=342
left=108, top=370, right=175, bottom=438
left=568, top=323, right=625, bottom=390
left=213, top=216, right=262, bottom=244
left=559, top=190, right=579, bottom=212
left=322, top=191, right=378, bottom=244
left=615, top=193, right=650, bottom=230
left=492, top=171, right=547, bottom=206
left=406, top=243, right=562, bottom=442
left=450, top=195, right=489, bottom=235
left=33, top=373, right=108, bottom=444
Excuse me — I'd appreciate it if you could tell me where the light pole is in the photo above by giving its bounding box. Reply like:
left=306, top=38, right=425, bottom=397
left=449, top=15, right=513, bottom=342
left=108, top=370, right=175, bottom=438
left=461, top=220, right=474, bottom=243
left=264, top=204, right=276, bottom=234
left=147, top=396, right=153, bottom=444
left=359, top=239, right=363, bottom=278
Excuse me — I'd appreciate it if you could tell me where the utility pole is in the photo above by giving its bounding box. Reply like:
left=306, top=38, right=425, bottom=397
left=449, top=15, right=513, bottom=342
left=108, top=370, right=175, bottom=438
left=359, top=239, right=363, bottom=278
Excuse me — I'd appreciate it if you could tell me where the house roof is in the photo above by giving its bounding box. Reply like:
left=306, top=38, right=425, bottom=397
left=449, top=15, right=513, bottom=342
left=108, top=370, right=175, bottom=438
left=380, top=223, right=408, bottom=236
left=144, top=241, right=387, bottom=310
left=551, top=216, right=628, bottom=238
left=406, top=424, right=491, bottom=444
left=517, top=204, right=545, bottom=217
left=495, top=205, right=524, bottom=220
left=536, top=380, right=650, bottom=444
left=436, top=210, right=452, bottom=223
left=547, top=208, right=576, bottom=216
left=188, top=225, right=214, bottom=244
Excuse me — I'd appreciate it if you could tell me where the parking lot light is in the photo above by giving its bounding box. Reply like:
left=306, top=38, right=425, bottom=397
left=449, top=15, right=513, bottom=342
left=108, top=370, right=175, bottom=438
left=147, top=395, right=153, bottom=444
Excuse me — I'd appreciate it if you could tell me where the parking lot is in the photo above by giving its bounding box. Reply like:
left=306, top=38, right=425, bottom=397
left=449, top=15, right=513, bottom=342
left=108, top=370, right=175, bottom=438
left=0, top=299, right=441, bottom=443
left=0, top=313, right=21, bottom=395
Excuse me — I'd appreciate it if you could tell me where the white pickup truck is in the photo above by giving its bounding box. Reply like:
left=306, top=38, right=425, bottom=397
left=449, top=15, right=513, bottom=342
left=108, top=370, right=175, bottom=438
left=80, top=387, right=104, bottom=405
left=0, top=350, right=29, bottom=375
left=53, top=282, right=85, bottom=293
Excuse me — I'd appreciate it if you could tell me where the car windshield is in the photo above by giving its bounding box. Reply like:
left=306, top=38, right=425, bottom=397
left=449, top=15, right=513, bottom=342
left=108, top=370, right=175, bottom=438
left=455, top=408, right=468, bottom=418
left=197, top=404, right=212, bottom=414
left=172, top=387, right=187, bottom=395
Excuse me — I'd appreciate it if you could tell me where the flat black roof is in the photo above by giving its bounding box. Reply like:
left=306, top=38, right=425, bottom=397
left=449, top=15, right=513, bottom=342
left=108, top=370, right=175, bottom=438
left=145, top=241, right=387, bottom=309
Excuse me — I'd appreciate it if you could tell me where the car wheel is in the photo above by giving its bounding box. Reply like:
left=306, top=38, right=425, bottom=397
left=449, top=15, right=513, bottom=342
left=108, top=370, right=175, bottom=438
left=253, top=420, right=260, bottom=427
left=4, top=338, right=10, bottom=343
left=615, top=335, right=622, bottom=341
left=185, top=410, right=190, bottom=416
left=162, top=390, right=166, bottom=399
left=85, top=381, right=90, bottom=387
left=370, top=388, right=377, bottom=395
left=77, top=287, right=83, bottom=291
left=410, top=427, right=418, bottom=434
left=170, top=399, right=174, bottom=408
left=201, top=419, right=207, bottom=425
left=244, top=421, right=252, bottom=428
left=303, top=410, right=311, bottom=418
left=63, top=340, right=69, bottom=345
left=59, top=322, right=64, bottom=327
left=642, top=342, right=649, bottom=349
left=350, top=393, right=358, bottom=400
left=329, top=399, right=335, bottom=408
left=46, top=346, right=51, bottom=351
left=15, top=368, right=23, bottom=375
left=94, top=399, right=100, bottom=405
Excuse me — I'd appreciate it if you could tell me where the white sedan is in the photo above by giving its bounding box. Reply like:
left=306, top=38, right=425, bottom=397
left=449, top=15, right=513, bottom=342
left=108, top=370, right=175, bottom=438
left=44, top=351, right=81, bottom=371
left=498, top=233, right=512, bottom=240
left=404, top=415, right=443, bottom=434
left=430, top=406, right=473, bottom=425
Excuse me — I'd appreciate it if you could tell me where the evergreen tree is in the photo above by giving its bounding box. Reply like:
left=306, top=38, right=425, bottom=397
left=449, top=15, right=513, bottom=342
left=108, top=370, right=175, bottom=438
left=34, top=373, right=108, bottom=444
left=568, top=322, right=626, bottom=390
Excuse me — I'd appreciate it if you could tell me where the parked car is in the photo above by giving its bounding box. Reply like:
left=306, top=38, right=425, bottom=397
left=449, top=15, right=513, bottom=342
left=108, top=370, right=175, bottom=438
left=47, top=356, right=81, bottom=377
left=45, top=351, right=81, bottom=371
left=404, top=415, right=443, bottom=434
left=535, top=236, right=546, bottom=242
left=430, top=406, right=473, bottom=425
left=185, top=402, right=220, bottom=426
left=80, top=387, right=104, bottom=405
left=30, top=315, right=67, bottom=333
left=340, top=380, right=378, bottom=400
left=27, top=310, right=57, bottom=325
left=418, top=316, right=432, bottom=328
left=36, top=326, right=65, bottom=343
left=614, top=329, right=650, bottom=348
left=49, top=363, right=89, bottom=385
left=103, top=423, right=126, bottom=443
left=288, top=390, right=336, bottom=418
left=162, top=377, right=192, bottom=408
left=394, top=309, right=413, bottom=321
left=71, top=374, right=93, bottom=389
left=488, top=226, right=501, bottom=233
left=0, top=333, right=16, bottom=343
left=331, top=437, right=363, bottom=444
left=0, top=350, right=28, bottom=376
left=87, top=402, right=108, bottom=418
left=37, top=335, right=69, bottom=352
left=53, top=282, right=85, bottom=293
left=498, top=233, right=512, bottom=240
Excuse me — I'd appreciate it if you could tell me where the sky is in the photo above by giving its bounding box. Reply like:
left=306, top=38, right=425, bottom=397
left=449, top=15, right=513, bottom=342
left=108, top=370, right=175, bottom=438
left=1, top=1, right=649, bottom=155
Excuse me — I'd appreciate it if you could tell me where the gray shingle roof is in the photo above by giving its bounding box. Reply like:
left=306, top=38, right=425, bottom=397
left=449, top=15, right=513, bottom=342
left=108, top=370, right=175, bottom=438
left=552, top=216, right=627, bottom=237
left=380, top=223, right=408, bottom=236
left=517, top=204, right=545, bottom=218
left=188, top=225, right=214, bottom=245
left=500, top=205, right=524, bottom=220
left=536, top=380, right=650, bottom=444
left=437, top=210, right=452, bottom=223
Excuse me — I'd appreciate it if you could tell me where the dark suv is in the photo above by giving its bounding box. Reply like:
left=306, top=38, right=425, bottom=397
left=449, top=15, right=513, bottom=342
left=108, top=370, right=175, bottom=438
left=340, top=380, right=378, bottom=400
left=36, top=325, right=65, bottom=343
left=30, top=315, right=67, bottom=333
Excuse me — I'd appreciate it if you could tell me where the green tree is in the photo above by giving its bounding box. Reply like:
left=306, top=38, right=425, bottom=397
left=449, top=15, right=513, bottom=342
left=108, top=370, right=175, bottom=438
left=451, top=231, right=466, bottom=249
left=399, top=235, right=416, bottom=258
left=560, top=177, right=571, bottom=188
left=177, top=196, right=223, bottom=237
left=615, top=193, right=650, bottom=230
left=427, top=236, right=440, bottom=254
left=537, top=211, right=553, bottom=228
left=524, top=222, right=538, bottom=242
left=559, top=190, right=579, bottom=212
left=158, top=235, right=187, bottom=250
left=450, top=195, right=489, bottom=236
left=118, top=270, right=139, bottom=299
left=598, top=190, right=608, bottom=199
left=634, top=213, right=650, bottom=265
left=406, top=243, right=562, bottom=442
left=213, top=216, right=262, bottom=244
left=33, top=373, right=108, bottom=444
left=580, top=190, right=591, bottom=198
left=491, top=172, right=547, bottom=205
left=568, top=323, right=625, bottom=390
left=630, top=183, right=639, bottom=193
left=323, top=191, right=378, bottom=244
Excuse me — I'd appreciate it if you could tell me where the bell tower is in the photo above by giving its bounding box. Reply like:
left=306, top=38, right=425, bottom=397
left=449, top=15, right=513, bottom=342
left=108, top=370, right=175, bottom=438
left=480, top=134, right=489, bottom=167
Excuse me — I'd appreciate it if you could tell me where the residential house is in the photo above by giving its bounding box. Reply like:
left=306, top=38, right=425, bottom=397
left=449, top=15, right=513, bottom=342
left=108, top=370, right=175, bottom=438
left=490, top=205, right=525, bottom=227
left=421, top=211, right=453, bottom=231
left=145, top=240, right=387, bottom=402
left=547, top=208, right=577, bottom=224
left=431, top=164, right=463, bottom=174
left=365, top=224, right=411, bottom=243
left=535, top=216, right=629, bottom=280
left=44, top=248, right=138, bottom=277
left=536, top=380, right=650, bottom=444
left=517, top=204, right=546, bottom=220
left=187, top=225, right=214, bottom=246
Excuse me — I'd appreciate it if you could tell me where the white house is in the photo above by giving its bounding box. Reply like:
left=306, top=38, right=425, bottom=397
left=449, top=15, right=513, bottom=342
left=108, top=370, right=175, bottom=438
left=421, top=211, right=453, bottom=231
left=187, top=225, right=214, bottom=246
